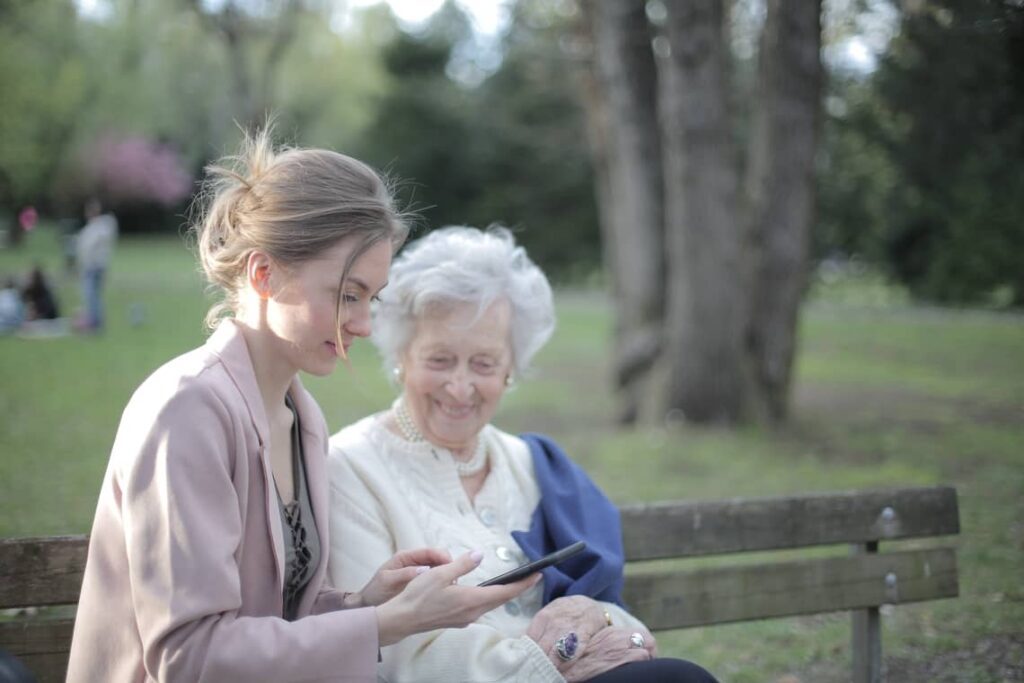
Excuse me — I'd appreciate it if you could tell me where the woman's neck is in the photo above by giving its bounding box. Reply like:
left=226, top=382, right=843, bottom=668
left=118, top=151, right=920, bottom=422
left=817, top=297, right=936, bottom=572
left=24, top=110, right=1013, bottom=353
left=235, top=318, right=294, bottom=418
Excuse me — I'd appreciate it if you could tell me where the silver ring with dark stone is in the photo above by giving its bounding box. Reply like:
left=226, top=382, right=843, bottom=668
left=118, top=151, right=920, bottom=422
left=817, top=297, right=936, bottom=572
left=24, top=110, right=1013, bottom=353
left=555, top=631, right=579, bottom=661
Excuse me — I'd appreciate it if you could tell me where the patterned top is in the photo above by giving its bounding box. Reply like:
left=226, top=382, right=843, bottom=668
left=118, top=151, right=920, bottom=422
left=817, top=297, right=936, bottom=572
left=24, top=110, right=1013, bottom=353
left=277, top=394, right=321, bottom=621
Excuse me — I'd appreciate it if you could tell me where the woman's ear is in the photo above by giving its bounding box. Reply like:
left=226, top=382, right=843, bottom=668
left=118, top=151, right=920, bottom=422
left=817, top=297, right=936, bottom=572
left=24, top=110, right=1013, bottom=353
left=245, top=251, right=274, bottom=299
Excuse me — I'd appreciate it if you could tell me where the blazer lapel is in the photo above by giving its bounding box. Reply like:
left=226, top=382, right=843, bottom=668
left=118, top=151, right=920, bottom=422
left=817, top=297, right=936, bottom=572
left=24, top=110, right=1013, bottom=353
left=207, top=320, right=286, bottom=590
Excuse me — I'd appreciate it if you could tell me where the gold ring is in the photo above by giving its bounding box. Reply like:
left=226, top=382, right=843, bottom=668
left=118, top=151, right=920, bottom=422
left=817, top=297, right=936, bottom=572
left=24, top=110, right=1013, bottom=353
left=603, top=609, right=612, bottom=627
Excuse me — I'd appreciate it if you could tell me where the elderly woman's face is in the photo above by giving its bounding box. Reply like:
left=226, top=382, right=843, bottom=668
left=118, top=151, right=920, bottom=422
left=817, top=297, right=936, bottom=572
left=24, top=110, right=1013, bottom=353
left=401, top=299, right=513, bottom=453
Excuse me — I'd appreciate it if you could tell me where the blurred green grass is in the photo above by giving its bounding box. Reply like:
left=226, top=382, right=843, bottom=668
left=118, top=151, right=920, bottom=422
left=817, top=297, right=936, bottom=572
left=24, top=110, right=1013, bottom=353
left=2, top=227, right=1022, bottom=681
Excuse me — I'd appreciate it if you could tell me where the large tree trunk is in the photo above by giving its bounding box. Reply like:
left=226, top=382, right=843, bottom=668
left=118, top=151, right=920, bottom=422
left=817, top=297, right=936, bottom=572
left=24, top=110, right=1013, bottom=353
left=744, top=0, right=823, bottom=422
left=660, top=0, right=749, bottom=423
left=579, top=0, right=665, bottom=425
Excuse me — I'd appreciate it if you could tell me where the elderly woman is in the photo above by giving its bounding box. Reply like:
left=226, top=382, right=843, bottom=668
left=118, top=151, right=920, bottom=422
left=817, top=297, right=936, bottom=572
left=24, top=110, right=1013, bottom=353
left=327, top=227, right=717, bottom=683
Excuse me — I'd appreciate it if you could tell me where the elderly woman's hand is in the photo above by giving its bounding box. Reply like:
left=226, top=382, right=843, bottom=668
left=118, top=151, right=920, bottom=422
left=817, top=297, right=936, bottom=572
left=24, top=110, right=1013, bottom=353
left=525, top=596, right=613, bottom=671
left=344, top=547, right=452, bottom=609
left=560, top=626, right=657, bottom=682
left=527, top=596, right=658, bottom=678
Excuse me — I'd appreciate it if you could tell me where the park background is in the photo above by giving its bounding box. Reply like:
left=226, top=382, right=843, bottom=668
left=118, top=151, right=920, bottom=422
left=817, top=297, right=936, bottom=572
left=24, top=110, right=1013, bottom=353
left=1, top=0, right=1022, bottom=680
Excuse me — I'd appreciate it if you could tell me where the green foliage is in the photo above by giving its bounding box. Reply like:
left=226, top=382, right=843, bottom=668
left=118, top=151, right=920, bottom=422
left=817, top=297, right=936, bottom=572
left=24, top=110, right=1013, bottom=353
left=0, top=0, right=391, bottom=227
left=466, top=3, right=601, bottom=276
left=817, top=77, right=899, bottom=263
left=0, top=0, right=88, bottom=207
left=819, top=0, right=1024, bottom=306
left=355, top=1, right=600, bottom=279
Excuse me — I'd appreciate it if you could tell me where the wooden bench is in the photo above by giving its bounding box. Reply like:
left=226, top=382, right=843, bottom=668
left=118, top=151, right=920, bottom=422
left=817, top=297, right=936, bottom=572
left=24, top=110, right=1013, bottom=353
left=1, top=485, right=959, bottom=683
left=620, top=485, right=960, bottom=682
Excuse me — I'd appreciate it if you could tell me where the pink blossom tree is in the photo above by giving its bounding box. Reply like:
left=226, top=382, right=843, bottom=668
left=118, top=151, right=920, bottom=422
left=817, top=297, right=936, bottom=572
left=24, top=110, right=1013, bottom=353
left=88, top=135, right=193, bottom=208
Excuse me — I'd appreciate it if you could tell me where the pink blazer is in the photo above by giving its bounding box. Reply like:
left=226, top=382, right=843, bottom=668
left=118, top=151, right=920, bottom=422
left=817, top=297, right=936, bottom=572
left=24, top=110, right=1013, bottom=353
left=67, top=320, right=378, bottom=682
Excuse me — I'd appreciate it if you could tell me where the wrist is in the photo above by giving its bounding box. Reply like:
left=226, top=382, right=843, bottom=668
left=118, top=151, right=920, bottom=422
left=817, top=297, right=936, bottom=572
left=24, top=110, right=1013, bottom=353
left=342, top=591, right=365, bottom=610
left=375, top=601, right=412, bottom=647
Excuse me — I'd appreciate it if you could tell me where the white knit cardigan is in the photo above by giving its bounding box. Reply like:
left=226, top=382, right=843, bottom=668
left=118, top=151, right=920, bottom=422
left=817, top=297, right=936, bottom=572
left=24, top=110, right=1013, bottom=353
left=326, top=414, right=645, bottom=683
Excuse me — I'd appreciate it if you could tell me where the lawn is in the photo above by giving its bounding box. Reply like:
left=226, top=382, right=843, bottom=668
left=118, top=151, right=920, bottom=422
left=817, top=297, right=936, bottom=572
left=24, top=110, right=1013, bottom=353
left=2, top=227, right=1022, bottom=681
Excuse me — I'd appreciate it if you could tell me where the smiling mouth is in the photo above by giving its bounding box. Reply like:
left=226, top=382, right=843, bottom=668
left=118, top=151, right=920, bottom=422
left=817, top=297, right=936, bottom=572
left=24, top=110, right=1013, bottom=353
left=436, top=401, right=475, bottom=418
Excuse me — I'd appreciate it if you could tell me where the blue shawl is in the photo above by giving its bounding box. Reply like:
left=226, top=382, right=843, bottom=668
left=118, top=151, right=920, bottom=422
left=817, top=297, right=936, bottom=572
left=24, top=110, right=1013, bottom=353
left=511, top=433, right=625, bottom=607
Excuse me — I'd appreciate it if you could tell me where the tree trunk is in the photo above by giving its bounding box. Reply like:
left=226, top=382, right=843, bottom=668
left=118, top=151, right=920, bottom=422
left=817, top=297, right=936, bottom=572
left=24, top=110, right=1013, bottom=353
left=744, top=0, right=823, bottom=422
left=660, top=0, right=749, bottom=423
left=579, top=0, right=665, bottom=425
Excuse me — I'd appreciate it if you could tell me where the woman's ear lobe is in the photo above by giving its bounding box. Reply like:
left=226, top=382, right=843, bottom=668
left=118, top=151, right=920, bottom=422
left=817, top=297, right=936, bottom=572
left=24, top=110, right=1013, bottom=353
left=246, top=252, right=274, bottom=299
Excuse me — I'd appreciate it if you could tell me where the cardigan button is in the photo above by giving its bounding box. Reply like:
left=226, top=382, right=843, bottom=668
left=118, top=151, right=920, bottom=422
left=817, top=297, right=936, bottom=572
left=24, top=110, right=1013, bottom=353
left=479, top=507, right=497, bottom=527
left=496, top=546, right=514, bottom=562
left=504, top=600, right=521, bottom=616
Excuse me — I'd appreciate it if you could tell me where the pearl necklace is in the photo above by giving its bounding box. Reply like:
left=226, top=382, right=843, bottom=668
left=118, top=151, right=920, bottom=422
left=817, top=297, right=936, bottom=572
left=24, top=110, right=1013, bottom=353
left=393, top=398, right=488, bottom=478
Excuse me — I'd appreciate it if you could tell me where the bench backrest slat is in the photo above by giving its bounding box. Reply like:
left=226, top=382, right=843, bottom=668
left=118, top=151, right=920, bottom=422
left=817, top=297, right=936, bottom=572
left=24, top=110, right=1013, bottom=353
left=623, top=546, right=958, bottom=630
left=620, top=486, right=959, bottom=561
left=0, top=535, right=87, bottom=609
left=0, top=620, right=74, bottom=683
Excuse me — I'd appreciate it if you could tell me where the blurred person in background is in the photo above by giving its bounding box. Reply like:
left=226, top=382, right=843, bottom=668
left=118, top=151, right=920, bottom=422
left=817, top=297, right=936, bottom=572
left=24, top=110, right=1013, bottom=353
left=75, top=198, right=118, bottom=332
left=20, top=265, right=59, bottom=321
left=66, top=130, right=537, bottom=683
left=0, top=276, right=25, bottom=333
left=328, top=227, right=718, bottom=683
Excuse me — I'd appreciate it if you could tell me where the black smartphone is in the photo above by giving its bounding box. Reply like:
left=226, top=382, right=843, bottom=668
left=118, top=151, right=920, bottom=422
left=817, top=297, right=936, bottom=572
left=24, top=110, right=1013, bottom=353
left=477, top=541, right=587, bottom=586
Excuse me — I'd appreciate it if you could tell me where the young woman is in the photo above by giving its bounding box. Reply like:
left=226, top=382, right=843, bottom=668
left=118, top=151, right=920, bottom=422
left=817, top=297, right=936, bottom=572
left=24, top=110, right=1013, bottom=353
left=66, top=132, right=537, bottom=683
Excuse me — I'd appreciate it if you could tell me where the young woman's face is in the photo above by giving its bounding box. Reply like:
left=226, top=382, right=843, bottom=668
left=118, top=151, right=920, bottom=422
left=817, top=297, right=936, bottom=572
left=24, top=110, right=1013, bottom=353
left=401, top=299, right=513, bottom=453
left=267, top=237, right=392, bottom=377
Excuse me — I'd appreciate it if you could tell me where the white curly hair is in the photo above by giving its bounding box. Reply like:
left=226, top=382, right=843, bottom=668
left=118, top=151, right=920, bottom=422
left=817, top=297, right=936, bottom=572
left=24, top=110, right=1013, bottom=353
left=371, top=226, right=555, bottom=379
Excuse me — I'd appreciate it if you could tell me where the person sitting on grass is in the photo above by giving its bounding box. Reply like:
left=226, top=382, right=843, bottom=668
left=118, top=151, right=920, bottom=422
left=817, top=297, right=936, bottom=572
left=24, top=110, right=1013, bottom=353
left=0, top=276, right=25, bottom=334
left=21, top=265, right=59, bottom=321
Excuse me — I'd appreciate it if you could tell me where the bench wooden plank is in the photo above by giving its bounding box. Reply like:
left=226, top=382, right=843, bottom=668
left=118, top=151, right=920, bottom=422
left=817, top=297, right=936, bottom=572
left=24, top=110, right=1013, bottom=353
left=623, top=547, right=958, bottom=630
left=0, top=619, right=74, bottom=683
left=0, top=618, right=74, bottom=657
left=621, top=486, right=959, bottom=561
left=0, top=536, right=87, bottom=609
left=6, top=653, right=67, bottom=683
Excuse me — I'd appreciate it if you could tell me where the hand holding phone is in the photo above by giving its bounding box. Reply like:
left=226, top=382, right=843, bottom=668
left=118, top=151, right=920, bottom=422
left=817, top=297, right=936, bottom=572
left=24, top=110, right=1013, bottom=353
left=477, top=541, right=587, bottom=587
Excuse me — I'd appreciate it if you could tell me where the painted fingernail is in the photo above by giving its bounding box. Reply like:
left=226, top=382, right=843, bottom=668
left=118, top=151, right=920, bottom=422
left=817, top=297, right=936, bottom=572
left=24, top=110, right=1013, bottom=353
left=415, top=566, right=430, bottom=575
left=470, top=550, right=484, bottom=564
